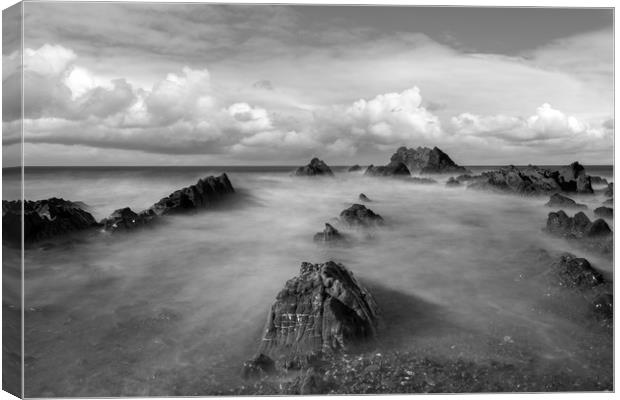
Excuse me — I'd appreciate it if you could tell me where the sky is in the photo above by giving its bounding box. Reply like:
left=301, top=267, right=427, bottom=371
left=1, top=2, right=614, bottom=166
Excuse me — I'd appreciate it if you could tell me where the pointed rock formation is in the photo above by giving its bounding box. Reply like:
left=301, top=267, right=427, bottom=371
left=313, top=223, right=345, bottom=242
left=339, top=204, right=384, bottom=227
left=294, top=158, right=334, bottom=177
left=388, top=146, right=469, bottom=174
left=358, top=193, right=371, bottom=202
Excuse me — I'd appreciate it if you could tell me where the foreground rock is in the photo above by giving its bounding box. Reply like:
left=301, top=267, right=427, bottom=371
left=101, top=173, right=235, bottom=231
left=468, top=162, right=594, bottom=196
left=313, top=223, right=345, bottom=242
left=545, top=210, right=612, bottom=255
left=364, top=162, right=410, bottom=177
left=339, top=204, right=384, bottom=227
left=594, top=206, right=613, bottom=219
left=294, top=158, right=334, bottom=177
left=245, top=261, right=379, bottom=373
left=348, top=165, right=362, bottom=172
left=389, top=146, right=469, bottom=174
left=3, top=198, right=98, bottom=244
left=545, top=193, right=586, bottom=209
left=549, top=253, right=612, bottom=322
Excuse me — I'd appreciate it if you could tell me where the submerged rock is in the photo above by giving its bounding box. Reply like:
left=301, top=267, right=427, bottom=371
left=410, top=177, right=437, bottom=184
left=388, top=146, right=469, bottom=174
left=545, top=193, right=586, bottom=209
left=545, top=211, right=612, bottom=255
left=313, top=223, right=345, bottom=242
left=3, top=198, right=98, bottom=244
left=294, top=158, right=334, bottom=177
left=252, top=261, right=379, bottom=369
left=594, top=206, right=613, bottom=219
left=339, top=204, right=384, bottom=227
left=348, top=165, right=362, bottom=172
left=446, top=177, right=461, bottom=187
left=358, top=193, right=371, bottom=202
left=364, top=162, right=411, bottom=177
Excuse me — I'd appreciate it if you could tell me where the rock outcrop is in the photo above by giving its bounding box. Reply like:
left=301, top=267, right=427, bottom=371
left=3, top=198, right=98, bottom=244
left=364, top=162, right=410, bottom=177
left=313, top=223, right=345, bottom=243
left=594, top=206, right=613, bottom=219
left=250, top=261, right=379, bottom=370
left=545, top=210, right=612, bottom=255
left=294, top=158, right=334, bottom=177
left=339, top=204, right=384, bottom=227
left=101, top=173, right=235, bottom=231
left=347, top=165, right=362, bottom=172
left=358, top=193, right=371, bottom=202
left=545, top=193, right=586, bottom=209
left=604, top=183, right=613, bottom=197
left=446, top=177, right=461, bottom=187
left=388, top=146, right=469, bottom=174
left=590, top=176, right=609, bottom=185
left=467, top=163, right=594, bottom=196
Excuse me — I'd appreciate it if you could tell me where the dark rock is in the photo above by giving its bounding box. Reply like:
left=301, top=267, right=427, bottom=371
left=388, top=146, right=469, bottom=174
left=545, top=193, right=586, bottom=209
left=339, top=204, right=384, bottom=227
left=255, top=261, right=379, bottom=368
left=468, top=163, right=595, bottom=196
left=242, top=353, right=275, bottom=379
left=455, top=174, right=474, bottom=182
left=446, top=177, right=461, bottom=187
left=550, top=253, right=604, bottom=290
left=410, top=177, right=437, bottom=184
left=590, top=176, right=609, bottom=185
left=358, top=193, right=371, bottom=202
left=300, top=367, right=327, bottom=394
left=604, top=182, right=613, bottom=197
left=3, top=198, right=98, bottom=243
left=594, top=206, right=613, bottom=219
left=603, top=197, right=613, bottom=206
left=364, top=162, right=410, bottom=177
left=347, top=165, right=362, bottom=172
left=313, top=223, right=345, bottom=242
left=100, top=207, right=154, bottom=231
left=294, top=158, right=334, bottom=177
left=545, top=211, right=612, bottom=255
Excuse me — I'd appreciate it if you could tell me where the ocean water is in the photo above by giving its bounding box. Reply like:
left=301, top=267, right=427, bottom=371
left=2, top=165, right=614, bottom=396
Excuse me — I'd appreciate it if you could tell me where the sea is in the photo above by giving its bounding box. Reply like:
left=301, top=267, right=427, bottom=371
left=2, top=165, right=614, bottom=396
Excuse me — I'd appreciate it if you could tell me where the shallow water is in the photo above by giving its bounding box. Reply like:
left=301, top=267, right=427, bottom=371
left=4, top=166, right=614, bottom=395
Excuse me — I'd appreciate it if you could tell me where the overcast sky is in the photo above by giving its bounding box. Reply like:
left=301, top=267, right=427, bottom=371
left=2, top=3, right=614, bottom=166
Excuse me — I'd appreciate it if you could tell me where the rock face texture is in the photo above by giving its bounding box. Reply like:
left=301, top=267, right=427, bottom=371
left=545, top=210, right=612, bottom=255
left=545, top=193, right=586, bottom=209
left=339, top=204, right=384, bottom=227
left=3, top=198, right=98, bottom=244
left=594, top=206, right=613, bottom=219
left=347, top=165, right=362, bottom=172
left=313, top=223, right=345, bottom=242
left=467, top=163, right=594, bottom=196
left=101, top=173, right=235, bottom=231
left=389, top=146, right=469, bottom=174
left=253, top=261, right=379, bottom=369
left=364, top=162, right=410, bottom=177
left=294, top=158, right=334, bottom=177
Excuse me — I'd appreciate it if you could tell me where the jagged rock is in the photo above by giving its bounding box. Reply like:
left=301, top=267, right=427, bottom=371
left=446, top=177, right=461, bottom=187
left=3, top=198, right=98, bottom=244
left=388, top=146, right=469, bottom=174
left=313, top=223, right=345, bottom=242
left=550, top=253, right=605, bottom=290
left=545, top=193, right=586, bottom=209
left=604, top=183, right=613, bottom=197
left=254, top=261, right=379, bottom=369
left=410, top=177, right=437, bottom=184
left=590, top=176, right=609, bottom=185
left=100, top=207, right=154, bottom=231
left=339, top=204, right=384, bottom=227
left=594, top=206, right=613, bottom=219
left=364, top=162, right=410, bottom=177
left=545, top=211, right=612, bottom=255
left=358, top=193, right=371, bottom=202
left=294, top=158, right=334, bottom=177
left=242, top=353, right=276, bottom=379
left=603, top=197, right=613, bottom=206
left=347, top=165, right=362, bottom=172
left=468, top=163, right=595, bottom=196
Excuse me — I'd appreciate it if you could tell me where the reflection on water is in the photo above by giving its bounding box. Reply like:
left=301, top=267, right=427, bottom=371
left=13, top=167, right=613, bottom=396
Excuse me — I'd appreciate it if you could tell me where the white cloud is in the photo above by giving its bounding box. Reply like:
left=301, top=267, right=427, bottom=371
left=24, top=44, right=76, bottom=77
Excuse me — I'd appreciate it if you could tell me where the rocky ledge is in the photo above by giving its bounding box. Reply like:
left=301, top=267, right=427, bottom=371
left=545, top=210, right=612, bottom=255
left=243, top=261, right=379, bottom=377
left=294, top=158, right=334, bottom=177
left=3, top=198, right=98, bottom=244
left=545, top=193, right=586, bottom=209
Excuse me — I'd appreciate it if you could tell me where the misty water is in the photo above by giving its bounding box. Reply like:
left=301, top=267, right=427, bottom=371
left=5, top=166, right=613, bottom=396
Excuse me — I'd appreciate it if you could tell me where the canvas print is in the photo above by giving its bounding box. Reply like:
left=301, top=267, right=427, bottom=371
left=1, top=2, right=614, bottom=397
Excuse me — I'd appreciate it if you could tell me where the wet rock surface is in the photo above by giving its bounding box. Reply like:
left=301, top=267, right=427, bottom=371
left=339, top=204, right=384, bottom=227
left=545, top=193, right=586, bottom=209
left=250, top=261, right=379, bottom=371
left=3, top=198, right=98, bottom=244
left=294, top=158, right=334, bottom=177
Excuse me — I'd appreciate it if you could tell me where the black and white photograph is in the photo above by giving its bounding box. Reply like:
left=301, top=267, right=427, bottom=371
left=1, top=1, right=615, bottom=397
